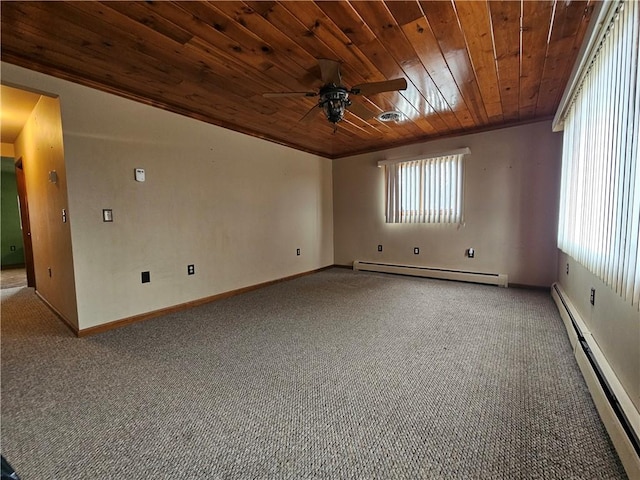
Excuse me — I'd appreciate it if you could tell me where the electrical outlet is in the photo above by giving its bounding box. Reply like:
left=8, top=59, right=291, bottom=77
left=296, top=248, right=301, bottom=256
left=590, top=287, right=595, bottom=306
left=566, top=263, right=570, bottom=275
left=377, top=244, right=383, bottom=252
left=48, top=267, right=52, bottom=277
left=187, top=264, right=195, bottom=275
left=9, top=245, right=16, bottom=252
left=141, top=271, right=150, bottom=283
left=414, top=247, right=419, bottom=255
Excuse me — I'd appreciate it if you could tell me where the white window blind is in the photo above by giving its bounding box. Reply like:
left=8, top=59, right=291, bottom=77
left=383, top=151, right=466, bottom=224
left=557, top=0, right=640, bottom=308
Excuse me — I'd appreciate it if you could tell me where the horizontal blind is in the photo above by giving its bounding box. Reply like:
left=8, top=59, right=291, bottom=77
left=558, top=0, right=640, bottom=308
left=385, top=153, right=464, bottom=224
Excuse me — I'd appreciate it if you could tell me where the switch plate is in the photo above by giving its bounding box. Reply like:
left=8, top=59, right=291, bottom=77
left=467, top=248, right=475, bottom=258
left=141, top=271, right=150, bottom=283
left=135, top=168, right=145, bottom=182
left=9, top=246, right=16, bottom=252
left=62, top=209, right=67, bottom=223
left=102, top=209, right=113, bottom=222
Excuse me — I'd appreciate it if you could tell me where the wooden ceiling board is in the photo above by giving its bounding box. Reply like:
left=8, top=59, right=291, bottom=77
left=401, top=17, right=475, bottom=129
left=453, top=0, right=503, bottom=123
left=384, top=1, right=425, bottom=27
left=488, top=0, right=522, bottom=122
left=421, top=0, right=491, bottom=127
left=0, top=1, right=593, bottom=158
left=536, top=0, right=593, bottom=115
left=519, top=1, right=555, bottom=119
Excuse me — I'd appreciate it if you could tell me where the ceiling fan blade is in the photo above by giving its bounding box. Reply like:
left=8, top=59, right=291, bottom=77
left=299, top=105, right=322, bottom=125
left=351, top=78, right=408, bottom=96
left=317, top=58, right=342, bottom=85
left=348, top=101, right=376, bottom=121
left=262, top=91, right=317, bottom=98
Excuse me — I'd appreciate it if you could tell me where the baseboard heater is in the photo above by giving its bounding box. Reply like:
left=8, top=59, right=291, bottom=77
left=353, top=261, right=508, bottom=287
left=551, top=283, right=640, bottom=478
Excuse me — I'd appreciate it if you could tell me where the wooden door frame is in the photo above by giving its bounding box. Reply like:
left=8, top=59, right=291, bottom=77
left=14, top=157, right=35, bottom=288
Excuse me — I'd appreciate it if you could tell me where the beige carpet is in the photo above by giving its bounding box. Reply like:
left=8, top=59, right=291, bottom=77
left=0, top=269, right=627, bottom=479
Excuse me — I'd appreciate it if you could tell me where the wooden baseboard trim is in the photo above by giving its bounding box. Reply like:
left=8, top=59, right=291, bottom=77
left=78, top=265, right=335, bottom=337
left=35, top=290, right=79, bottom=336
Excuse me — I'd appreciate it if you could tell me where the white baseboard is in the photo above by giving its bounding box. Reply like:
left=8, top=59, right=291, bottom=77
left=353, top=261, right=508, bottom=287
left=551, top=283, right=640, bottom=479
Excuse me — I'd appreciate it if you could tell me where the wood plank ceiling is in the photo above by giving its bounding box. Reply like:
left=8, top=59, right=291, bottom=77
left=1, top=1, right=594, bottom=158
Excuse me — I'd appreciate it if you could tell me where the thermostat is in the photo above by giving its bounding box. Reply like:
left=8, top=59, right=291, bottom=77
left=134, top=168, right=145, bottom=182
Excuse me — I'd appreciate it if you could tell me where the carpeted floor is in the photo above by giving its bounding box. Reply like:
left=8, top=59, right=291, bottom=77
left=0, top=269, right=627, bottom=479
left=0, top=267, right=26, bottom=289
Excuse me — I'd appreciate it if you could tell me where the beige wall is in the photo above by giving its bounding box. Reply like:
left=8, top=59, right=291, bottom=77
left=557, top=251, right=640, bottom=412
left=333, top=121, right=563, bottom=287
left=14, top=94, right=78, bottom=327
left=2, top=63, right=333, bottom=330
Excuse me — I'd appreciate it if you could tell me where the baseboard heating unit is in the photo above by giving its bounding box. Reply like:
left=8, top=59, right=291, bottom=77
left=551, top=283, right=640, bottom=479
left=353, top=261, right=508, bottom=287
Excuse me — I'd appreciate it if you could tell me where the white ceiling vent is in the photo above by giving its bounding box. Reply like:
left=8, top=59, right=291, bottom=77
left=377, top=111, right=405, bottom=123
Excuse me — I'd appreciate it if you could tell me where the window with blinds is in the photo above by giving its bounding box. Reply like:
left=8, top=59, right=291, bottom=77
left=557, top=0, right=639, bottom=308
left=383, top=150, right=467, bottom=224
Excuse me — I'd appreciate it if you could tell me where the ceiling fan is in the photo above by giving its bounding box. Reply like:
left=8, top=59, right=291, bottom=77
left=262, top=59, right=408, bottom=128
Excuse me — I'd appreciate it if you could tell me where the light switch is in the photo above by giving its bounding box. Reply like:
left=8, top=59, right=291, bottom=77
left=135, top=168, right=145, bottom=182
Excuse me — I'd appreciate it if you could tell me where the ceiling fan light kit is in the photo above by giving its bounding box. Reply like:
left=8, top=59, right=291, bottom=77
left=319, top=85, right=351, bottom=124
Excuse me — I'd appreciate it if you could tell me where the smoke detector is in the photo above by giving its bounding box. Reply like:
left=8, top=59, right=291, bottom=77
left=377, top=111, right=405, bottom=122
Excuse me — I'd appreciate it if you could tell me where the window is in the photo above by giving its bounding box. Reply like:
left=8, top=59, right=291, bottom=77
left=556, top=0, right=639, bottom=308
left=381, top=148, right=468, bottom=224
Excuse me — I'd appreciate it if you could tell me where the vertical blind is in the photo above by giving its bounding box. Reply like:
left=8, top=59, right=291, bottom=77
left=385, top=152, right=464, bottom=224
left=557, top=0, right=640, bottom=308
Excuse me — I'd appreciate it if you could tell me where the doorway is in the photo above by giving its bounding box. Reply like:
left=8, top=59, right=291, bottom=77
left=14, top=158, right=35, bottom=288
left=1, top=84, right=42, bottom=289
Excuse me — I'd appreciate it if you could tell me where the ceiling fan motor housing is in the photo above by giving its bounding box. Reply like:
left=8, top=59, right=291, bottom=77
left=319, top=85, right=351, bottom=123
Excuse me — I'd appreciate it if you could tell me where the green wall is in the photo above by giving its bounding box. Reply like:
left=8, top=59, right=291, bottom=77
left=1, top=156, right=25, bottom=267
